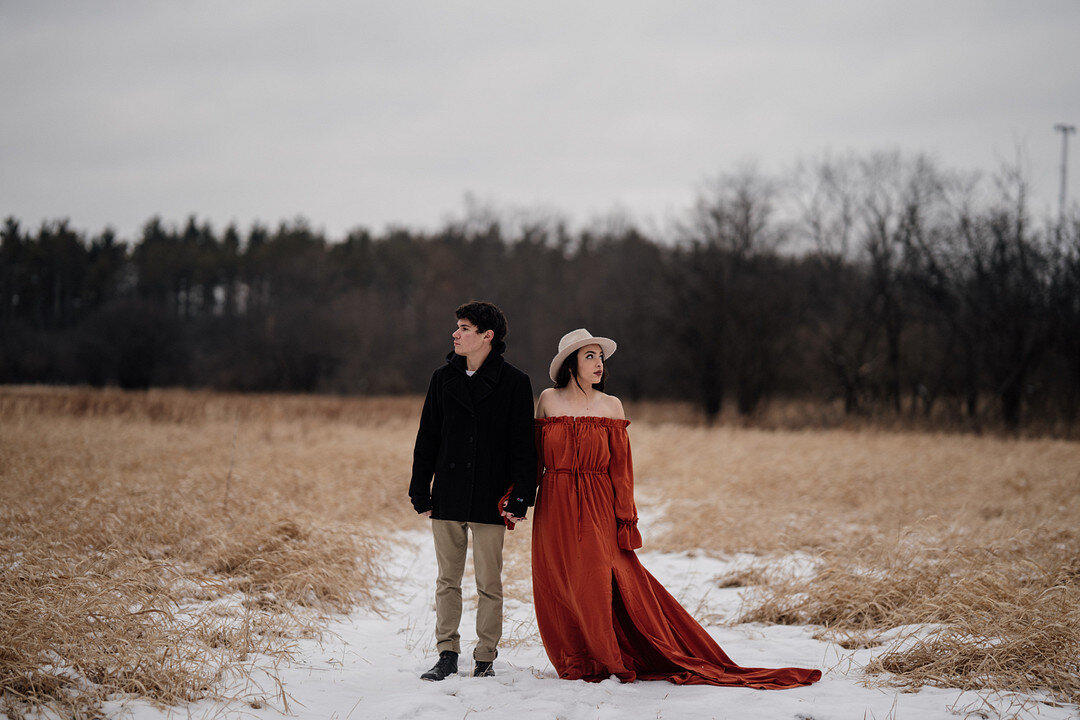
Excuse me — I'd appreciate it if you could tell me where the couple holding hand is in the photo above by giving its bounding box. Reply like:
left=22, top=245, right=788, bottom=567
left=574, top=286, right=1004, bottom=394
left=408, top=301, right=820, bottom=689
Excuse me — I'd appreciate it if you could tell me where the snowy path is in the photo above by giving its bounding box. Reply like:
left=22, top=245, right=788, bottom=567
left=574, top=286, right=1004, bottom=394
left=106, top=526, right=1077, bottom=720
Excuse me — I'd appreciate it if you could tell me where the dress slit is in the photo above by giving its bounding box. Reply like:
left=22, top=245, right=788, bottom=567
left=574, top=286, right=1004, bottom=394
left=612, top=575, right=680, bottom=679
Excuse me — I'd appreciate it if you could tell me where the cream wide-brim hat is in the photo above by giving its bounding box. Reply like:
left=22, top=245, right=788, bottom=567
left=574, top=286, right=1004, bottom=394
left=548, top=328, right=617, bottom=383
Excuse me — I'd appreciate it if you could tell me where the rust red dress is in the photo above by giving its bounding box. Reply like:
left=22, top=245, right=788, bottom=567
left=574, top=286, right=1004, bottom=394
left=531, top=415, right=821, bottom=688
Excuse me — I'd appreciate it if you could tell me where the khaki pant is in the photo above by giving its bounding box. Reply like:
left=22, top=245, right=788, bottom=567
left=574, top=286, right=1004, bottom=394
left=431, top=519, right=505, bottom=663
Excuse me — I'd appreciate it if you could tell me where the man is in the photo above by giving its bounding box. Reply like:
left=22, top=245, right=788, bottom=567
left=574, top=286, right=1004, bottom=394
left=409, top=301, right=537, bottom=680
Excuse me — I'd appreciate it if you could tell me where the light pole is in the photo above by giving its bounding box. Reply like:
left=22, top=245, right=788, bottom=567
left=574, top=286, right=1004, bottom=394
left=1055, top=123, right=1076, bottom=231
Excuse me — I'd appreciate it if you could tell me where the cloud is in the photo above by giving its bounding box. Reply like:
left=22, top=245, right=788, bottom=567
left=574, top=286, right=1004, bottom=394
left=2, top=1, right=1078, bottom=238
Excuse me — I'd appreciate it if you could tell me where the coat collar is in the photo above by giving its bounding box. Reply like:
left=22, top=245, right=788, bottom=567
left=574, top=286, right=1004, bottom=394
left=444, top=340, right=506, bottom=411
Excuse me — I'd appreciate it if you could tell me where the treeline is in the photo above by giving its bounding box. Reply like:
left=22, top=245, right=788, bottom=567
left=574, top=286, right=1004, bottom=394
left=2, top=151, right=1078, bottom=431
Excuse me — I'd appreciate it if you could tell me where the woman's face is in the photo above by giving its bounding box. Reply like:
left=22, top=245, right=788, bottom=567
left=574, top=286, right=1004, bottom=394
left=575, top=344, right=604, bottom=386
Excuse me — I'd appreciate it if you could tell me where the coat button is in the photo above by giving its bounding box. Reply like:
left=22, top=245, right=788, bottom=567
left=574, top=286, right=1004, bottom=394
left=449, top=462, right=455, bottom=469
left=466, top=462, right=472, bottom=469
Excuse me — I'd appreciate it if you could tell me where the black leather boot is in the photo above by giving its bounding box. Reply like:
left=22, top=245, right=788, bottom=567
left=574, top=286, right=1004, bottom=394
left=420, top=651, right=458, bottom=681
left=473, top=660, right=495, bottom=677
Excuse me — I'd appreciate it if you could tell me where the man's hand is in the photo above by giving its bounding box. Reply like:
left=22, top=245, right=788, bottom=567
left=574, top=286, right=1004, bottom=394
left=500, top=508, right=526, bottom=523
left=501, top=496, right=528, bottom=523
left=422, top=510, right=432, bottom=517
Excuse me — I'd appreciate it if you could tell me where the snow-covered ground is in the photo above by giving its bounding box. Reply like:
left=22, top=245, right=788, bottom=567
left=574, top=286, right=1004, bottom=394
left=97, top=527, right=1077, bottom=720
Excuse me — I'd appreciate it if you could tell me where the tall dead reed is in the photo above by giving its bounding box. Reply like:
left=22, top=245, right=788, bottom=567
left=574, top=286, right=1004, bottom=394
left=736, top=527, right=1080, bottom=704
left=0, top=387, right=413, bottom=718
left=627, top=424, right=1080, bottom=706
left=4, top=386, right=1078, bottom=714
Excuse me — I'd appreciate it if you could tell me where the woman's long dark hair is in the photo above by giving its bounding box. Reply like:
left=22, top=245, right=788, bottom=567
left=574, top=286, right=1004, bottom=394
left=554, top=348, right=608, bottom=393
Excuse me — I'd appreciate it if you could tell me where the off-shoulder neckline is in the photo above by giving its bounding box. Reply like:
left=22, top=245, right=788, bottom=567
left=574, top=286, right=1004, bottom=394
left=536, top=415, right=630, bottom=428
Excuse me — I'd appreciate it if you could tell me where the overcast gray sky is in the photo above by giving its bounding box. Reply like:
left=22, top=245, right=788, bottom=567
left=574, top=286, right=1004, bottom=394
left=2, top=1, right=1078, bottom=240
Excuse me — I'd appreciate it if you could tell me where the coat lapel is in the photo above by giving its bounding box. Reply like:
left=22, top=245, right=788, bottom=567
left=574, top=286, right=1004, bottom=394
left=470, top=355, right=503, bottom=405
left=442, top=343, right=505, bottom=412
left=443, top=358, right=475, bottom=415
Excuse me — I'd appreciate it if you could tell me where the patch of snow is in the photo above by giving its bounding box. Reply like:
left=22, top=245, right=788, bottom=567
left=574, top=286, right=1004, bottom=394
left=61, top=529, right=1079, bottom=720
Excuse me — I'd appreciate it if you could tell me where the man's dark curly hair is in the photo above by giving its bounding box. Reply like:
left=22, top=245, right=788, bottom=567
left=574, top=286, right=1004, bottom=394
left=455, top=301, right=508, bottom=345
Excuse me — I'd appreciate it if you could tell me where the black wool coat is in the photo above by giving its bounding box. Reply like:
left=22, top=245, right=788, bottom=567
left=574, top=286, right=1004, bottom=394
left=409, top=342, right=537, bottom=525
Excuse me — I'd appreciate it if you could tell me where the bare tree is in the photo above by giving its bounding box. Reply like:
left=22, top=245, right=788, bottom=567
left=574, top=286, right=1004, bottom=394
left=672, top=168, right=791, bottom=420
left=901, top=162, right=1052, bottom=430
left=794, top=154, right=876, bottom=414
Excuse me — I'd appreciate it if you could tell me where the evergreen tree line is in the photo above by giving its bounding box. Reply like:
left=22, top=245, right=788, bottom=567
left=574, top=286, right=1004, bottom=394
left=2, top=151, right=1078, bottom=431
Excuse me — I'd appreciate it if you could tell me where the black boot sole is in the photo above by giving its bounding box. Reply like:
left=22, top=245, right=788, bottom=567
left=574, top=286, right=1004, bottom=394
left=420, top=670, right=457, bottom=681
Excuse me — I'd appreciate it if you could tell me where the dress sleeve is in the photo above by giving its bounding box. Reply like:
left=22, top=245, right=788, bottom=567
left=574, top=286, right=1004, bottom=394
left=609, top=424, right=642, bottom=550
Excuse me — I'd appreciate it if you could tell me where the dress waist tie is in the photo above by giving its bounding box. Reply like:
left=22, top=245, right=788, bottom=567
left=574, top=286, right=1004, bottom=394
left=572, top=421, right=583, bottom=542
left=561, top=469, right=611, bottom=543
left=574, top=469, right=584, bottom=542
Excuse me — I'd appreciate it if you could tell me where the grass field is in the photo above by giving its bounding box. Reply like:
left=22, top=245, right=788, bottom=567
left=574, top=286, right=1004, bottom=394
left=1, top=386, right=1078, bottom=717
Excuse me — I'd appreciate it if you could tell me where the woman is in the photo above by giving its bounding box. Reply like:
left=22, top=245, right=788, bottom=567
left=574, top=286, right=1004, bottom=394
left=526, top=328, right=821, bottom=688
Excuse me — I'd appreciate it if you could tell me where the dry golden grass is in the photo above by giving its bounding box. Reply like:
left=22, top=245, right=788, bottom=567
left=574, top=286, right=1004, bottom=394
left=631, top=395, right=1080, bottom=439
left=736, top=528, right=1080, bottom=700
left=0, top=386, right=417, bottom=718
left=626, top=423, right=1080, bottom=706
left=2, top=387, right=1079, bottom=714
left=631, top=424, right=1080, bottom=555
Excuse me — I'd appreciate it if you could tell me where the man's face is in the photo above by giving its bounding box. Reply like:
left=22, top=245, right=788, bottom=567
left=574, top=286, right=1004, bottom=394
left=452, top=319, right=491, bottom=356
